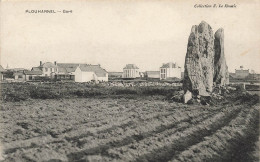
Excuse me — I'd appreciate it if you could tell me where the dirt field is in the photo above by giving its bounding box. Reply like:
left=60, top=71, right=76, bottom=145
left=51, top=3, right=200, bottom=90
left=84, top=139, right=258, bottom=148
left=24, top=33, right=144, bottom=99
left=0, top=90, right=259, bottom=162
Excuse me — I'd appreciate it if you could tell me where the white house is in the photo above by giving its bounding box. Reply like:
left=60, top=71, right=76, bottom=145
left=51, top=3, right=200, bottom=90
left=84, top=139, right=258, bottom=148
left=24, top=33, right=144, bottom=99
left=55, top=63, right=79, bottom=81
left=74, top=64, right=108, bottom=82
left=160, top=62, right=181, bottom=80
left=32, top=61, right=58, bottom=78
left=122, top=64, right=139, bottom=78
left=31, top=62, right=108, bottom=82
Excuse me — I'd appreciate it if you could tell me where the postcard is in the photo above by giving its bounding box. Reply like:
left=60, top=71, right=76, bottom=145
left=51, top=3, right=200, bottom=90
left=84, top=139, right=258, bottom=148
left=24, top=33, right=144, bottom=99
left=0, top=0, right=259, bottom=161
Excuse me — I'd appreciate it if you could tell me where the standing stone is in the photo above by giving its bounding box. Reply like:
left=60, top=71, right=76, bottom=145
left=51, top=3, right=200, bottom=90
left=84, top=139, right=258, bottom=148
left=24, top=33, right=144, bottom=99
left=214, top=28, right=229, bottom=85
left=183, top=90, right=192, bottom=103
left=183, top=21, right=214, bottom=96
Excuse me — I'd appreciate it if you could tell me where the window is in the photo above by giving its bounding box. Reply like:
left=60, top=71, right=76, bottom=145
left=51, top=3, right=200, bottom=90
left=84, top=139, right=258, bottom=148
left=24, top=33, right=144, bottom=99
left=29, top=76, right=32, bottom=80
left=45, top=68, right=48, bottom=72
left=18, top=75, right=23, bottom=79
left=161, top=74, right=166, bottom=79
left=161, top=68, right=166, bottom=73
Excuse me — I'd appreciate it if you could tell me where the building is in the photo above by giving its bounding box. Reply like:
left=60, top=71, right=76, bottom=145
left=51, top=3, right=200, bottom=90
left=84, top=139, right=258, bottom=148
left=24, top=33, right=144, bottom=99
left=23, top=71, right=43, bottom=81
left=0, top=65, right=6, bottom=81
left=181, top=72, right=184, bottom=79
left=74, top=64, right=108, bottom=82
left=55, top=63, right=79, bottom=81
left=30, top=62, right=108, bottom=82
left=234, top=66, right=250, bottom=79
left=160, top=62, right=181, bottom=80
left=248, top=73, right=260, bottom=80
left=12, top=70, right=43, bottom=82
left=13, top=71, right=26, bottom=81
left=108, top=72, right=123, bottom=80
left=122, top=64, right=139, bottom=79
left=144, top=71, right=160, bottom=80
left=7, top=68, right=27, bottom=72
left=32, top=61, right=58, bottom=78
left=139, top=72, right=145, bottom=78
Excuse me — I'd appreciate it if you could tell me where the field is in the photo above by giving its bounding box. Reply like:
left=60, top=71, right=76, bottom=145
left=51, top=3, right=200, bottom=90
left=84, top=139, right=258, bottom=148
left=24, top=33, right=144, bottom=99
left=0, top=82, right=259, bottom=162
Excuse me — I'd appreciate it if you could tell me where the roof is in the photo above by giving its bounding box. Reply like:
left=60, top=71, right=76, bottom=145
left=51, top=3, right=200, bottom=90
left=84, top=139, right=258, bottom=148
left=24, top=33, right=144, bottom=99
left=0, top=65, right=5, bottom=72
left=160, top=62, right=178, bottom=68
left=145, top=71, right=160, bottom=75
left=108, top=72, right=123, bottom=76
left=8, top=68, right=27, bottom=72
left=24, top=71, right=43, bottom=75
left=79, top=64, right=107, bottom=77
left=41, top=62, right=57, bottom=68
left=229, top=73, right=236, bottom=78
left=57, top=63, right=79, bottom=74
left=32, top=67, right=42, bottom=71
left=235, top=69, right=249, bottom=72
left=123, top=64, right=139, bottom=69
left=249, top=73, right=260, bottom=76
left=13, top=72, right=24, bottom=76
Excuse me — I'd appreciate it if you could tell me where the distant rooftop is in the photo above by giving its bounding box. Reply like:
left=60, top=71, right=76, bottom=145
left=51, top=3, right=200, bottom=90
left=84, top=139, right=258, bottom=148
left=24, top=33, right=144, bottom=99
left=145, top=71, right=160, bottom=75
left=57, top=63, right=79, bottom=74
left=123, top=64, right=139, bottom=69
left=79, top=64, right=107, bottom=77
left=24, top=71, right=43, bottom=75
left=40, top=62, right=57, bottom=68
left=160, top=62, right=180, bottom=68
left=0, top=65, right=5, bottom=72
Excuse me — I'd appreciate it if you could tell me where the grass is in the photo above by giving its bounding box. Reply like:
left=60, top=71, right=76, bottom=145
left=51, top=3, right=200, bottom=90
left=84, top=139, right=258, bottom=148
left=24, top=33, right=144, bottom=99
left=1, top=82, right=181, bottom=102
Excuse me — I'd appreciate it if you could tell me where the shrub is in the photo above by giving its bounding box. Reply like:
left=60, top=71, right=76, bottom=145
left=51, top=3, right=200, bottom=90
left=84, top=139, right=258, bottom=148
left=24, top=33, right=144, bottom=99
left=2, top=88, right=30, bottom=101
left=29, top=88, right=61, bottom=99
left=111, top=87, right=138, bottom=95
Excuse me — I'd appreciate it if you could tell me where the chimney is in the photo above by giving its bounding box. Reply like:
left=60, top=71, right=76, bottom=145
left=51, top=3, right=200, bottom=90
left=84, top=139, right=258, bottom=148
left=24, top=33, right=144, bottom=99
left=169, top=62, right=172, bottom=68
left=54, top=61, right=57, bottom=65
left=40, top=61, right=42, bottom=66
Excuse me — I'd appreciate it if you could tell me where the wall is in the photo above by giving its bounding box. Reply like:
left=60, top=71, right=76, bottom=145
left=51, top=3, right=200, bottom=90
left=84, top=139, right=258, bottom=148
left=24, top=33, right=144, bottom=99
left=147, top=73, right=160, bottom=78
left=74, top=68, right=82, bottom=82
left=123, top=69, right=139, bottom=78
left=235, top=70, right=249, bottom=79
left=14, top=75, right=25, bottom=81
left=97, top=73, right=108, bottom=82
left=160, top=67, right=181, bottom=80
left=42, top=67, right=57, bottom=78
left=81, top=72, right=95, bottom=82
left=167, top=67, right=181, bottom=79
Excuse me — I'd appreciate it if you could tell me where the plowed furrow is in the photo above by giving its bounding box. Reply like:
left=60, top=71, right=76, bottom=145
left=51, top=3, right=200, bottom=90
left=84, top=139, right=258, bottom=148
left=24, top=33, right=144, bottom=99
left=170, top=106, right=259, bottom=162
left=106, top=106, right=242, bottom=162
left=67, top=107, right=222, bottom=161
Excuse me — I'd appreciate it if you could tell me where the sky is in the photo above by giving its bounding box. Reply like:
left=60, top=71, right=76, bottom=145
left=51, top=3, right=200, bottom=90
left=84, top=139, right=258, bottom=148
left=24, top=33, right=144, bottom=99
left=1, top=0, right=260, bottom=73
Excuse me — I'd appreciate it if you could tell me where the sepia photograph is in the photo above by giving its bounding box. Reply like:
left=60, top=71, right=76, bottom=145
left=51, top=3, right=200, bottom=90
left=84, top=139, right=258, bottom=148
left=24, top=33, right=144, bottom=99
left=0, top=0, right=259, bottom=161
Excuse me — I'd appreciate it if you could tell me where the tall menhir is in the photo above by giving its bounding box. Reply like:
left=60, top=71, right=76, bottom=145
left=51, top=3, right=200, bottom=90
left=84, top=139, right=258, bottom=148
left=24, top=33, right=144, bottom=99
left=183, top=21, right=229, bottom=97
left=183, top=21, right=214, bottom=96
left=214, top=28, right=229, bottom=85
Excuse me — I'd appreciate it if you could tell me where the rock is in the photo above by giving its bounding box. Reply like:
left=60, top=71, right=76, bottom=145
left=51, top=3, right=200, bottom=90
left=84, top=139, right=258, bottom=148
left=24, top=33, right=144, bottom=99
left=214, top=28, right=229, bottom=85
left=200, top=96, right=212, bottom=105
left=183, top=21, right=214, bottom=96
left=183, top=90, right=192, bottom=103
left=171, top=95, right=182, bottom=103
left=187, top=99, right=194, bottom=105
left=227, top=86, right=236, bottom=91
